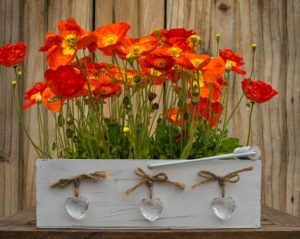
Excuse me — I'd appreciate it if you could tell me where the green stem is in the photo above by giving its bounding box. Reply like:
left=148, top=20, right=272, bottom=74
left=246, top=102, right=255, bottom=146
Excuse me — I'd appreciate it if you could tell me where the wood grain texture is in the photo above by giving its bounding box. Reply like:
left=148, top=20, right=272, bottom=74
left=0, top=0, right=23, bottom=217
left=166, top=0, right=300, bottom=216
left=1, top=206, right=300, bottom=239
left=0, top=0, right=299, bottom=218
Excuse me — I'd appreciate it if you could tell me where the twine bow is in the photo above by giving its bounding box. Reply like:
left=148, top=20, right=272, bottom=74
left=50, top=170, right=107, bottom=198
left=126, top=167, right=186, bottom=199
left=191, top=167, right=253, bottom=198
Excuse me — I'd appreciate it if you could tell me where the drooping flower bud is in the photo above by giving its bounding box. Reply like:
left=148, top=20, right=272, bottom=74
left=148, top=92, right=157, bottom=101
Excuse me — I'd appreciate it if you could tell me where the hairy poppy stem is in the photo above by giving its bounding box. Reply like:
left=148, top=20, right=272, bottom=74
left=246, top=102, right=255, bottom=146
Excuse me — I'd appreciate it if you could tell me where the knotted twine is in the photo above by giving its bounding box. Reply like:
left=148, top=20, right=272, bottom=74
left=126, top=167, right=186, bottom=199
left=191, top=167, right=253, bottom=198
left=50, top=171, right=107, bottom=198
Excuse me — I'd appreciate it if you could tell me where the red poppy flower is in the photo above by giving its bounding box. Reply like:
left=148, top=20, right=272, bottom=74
left=22, top=82, right=47, bottom=110
left=189, top=99, right=223, bottom=128
left=241, top=78, right=278, bottom=103
left=139, top=54, right=175, bottom=72
left=115, top=35, right=160, bottom=59
left=0, top=42, right=26, bottom=67
left=93, top=22, right=130, bottom=55
left=44, top=65, right=86, bottom=99
left=39, top=18, right=97, bottom=69
left=219, top=49, right=246, bottom=75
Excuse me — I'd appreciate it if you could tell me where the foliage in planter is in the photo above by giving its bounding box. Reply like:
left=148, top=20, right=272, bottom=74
left=0, top=19, right=278, bottom=159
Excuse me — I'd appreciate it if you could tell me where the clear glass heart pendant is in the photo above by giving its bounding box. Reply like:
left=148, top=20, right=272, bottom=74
left=211, top=196, right=236, bottom=220
left=139, top=198, right=163, bottom=222
left=65, top=196, right=89, bottom=220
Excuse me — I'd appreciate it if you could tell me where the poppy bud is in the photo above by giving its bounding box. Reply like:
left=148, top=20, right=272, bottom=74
left=67, top=114, right=74, bottom=125
left=148, top=92, right=157, bottom=101
left=123, top=127, right=129, bottom=133
left=225, top=62, right=232, bottom=72
left=191, top=91, right=199, bottom=103
left=216, top=33, right=221, bottom=41
left=152, top=103, right=159, bottom=110
left=134, top=75, right=140, bottom=83
left=58, top=114, right=64, bottom=127
left=252, top=43, right=257, bottom=52
left=35, top=94, right=42, bottom=104
left=123, top=96, right=130, bottom=105
left=17, top=66, right=23, bottom=75
left=66, top=128, right=74, bottom=138
left=11, top=81, right=16, bottom=88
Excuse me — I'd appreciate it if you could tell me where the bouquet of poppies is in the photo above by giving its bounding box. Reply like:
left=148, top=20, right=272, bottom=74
left=0, top=18, right=278, bottom=159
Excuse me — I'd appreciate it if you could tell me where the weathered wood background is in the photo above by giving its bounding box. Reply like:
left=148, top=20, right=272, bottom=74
left=0, top=0, right=299, bottom=218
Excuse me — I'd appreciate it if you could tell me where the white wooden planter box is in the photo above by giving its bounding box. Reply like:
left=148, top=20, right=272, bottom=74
left=36, top=159, right=261, bottom=229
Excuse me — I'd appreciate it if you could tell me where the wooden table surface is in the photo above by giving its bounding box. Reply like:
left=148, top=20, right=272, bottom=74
left=0, top=205, right=299, bottom=239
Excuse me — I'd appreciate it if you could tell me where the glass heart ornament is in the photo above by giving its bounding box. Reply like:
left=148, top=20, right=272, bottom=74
left=139, top=198, right=163, bottom=222
left=211, top=196, right=236, bottom=220
left=65, top=196, right=89, bottom=220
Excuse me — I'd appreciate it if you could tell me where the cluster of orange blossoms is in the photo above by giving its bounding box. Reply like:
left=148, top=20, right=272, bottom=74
left=0, top=18, right=278, bottom=125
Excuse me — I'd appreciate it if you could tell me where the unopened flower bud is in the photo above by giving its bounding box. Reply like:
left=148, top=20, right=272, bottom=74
left=17, top=66, right=23, bottom=75
left=123, top=127, right=129, bottom=133
left=126, top=54, right=134, bottom=65
left=11, top=81, right=16, bottom=88
left=152, top=103, right=159, bottom=110
left=148, top=92, right=157, bottom=101
left=252, top=43, right=257, bottom=52
left=133, top=75, right=140, bottom=83
left=35, top=94, right=42, bottom=104
left=216, top=33, right=221, bottom=41
left=225, top=62, right=232, bottom=72
left=246, top=102, right=251, bottom=110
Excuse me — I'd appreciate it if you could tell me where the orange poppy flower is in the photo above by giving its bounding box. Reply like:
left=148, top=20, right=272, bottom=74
left=176, top=53, right=211, bottom=71
left=22, top=82, right=47, bottom=110
left=39, top=18, right=97, bottom=69
left=41, top=88, right=63, bottom=112
left=115, top=35, right=160, bottom=59
left=44, top=65, right=86, bottom=99
left=0, top=42, right=26, bottom=67
left=241, top=78, right=278, bottom=103
left=219, top=49, right=246, bottom=75
left=93, top=22, right=130, bottom=55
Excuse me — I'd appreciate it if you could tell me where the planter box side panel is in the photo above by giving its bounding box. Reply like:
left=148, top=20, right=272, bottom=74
left=36, top=159, right=261, bottom=229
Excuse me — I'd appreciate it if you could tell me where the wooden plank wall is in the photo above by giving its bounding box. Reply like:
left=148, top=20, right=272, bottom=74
left=0, top=0, right=299, bottom=217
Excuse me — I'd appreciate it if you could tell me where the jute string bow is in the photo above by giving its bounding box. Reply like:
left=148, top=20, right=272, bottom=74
left=191, top=167, right=253, bottom=198
left=126, top=167, right=186, bottom=199
left=50, top=171, right=107, bottom=198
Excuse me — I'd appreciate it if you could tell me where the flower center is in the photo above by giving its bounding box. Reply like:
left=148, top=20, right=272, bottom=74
left=154, top=59, right=167, bottom=68
left=102, top=35, right=118, bottom=47
left=62, top=34, right=77, bottom=55
left=168, top=47, right=182, bottom=57
left=191, top=58, right=204, bottom=68
left=129, top=45, right=144, bottom=57
left=226, top=60, right=237, bottom=67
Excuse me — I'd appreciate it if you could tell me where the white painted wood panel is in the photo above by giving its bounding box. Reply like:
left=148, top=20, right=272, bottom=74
left=36, top=159, right=261, bottom=228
